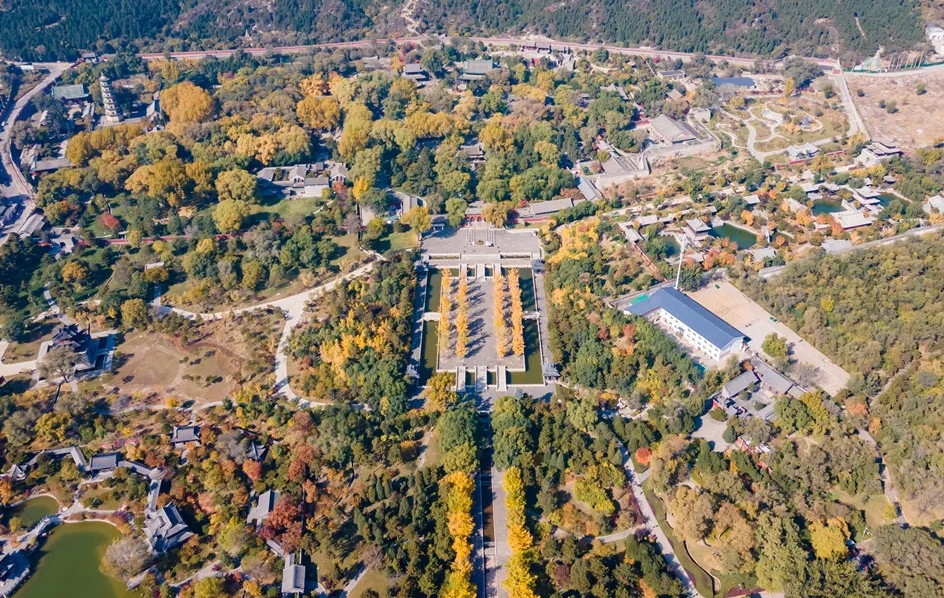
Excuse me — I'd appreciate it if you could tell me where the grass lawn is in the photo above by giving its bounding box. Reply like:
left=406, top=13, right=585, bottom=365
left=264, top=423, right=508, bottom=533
left=676, top=156, right=713, bottom=171
left=0, top=374, right=32, bottom=397
left=80, top=487, right=125, bottom=510
left=331, top=233, right=365, bottom=269
left=349, top=568, right=388, bottom=598
left=833, top=489, right=890, bottom=531
left=897, top=488, right=944, bottom=528
left=643, top=483, right=716, bottom=598
left=376, top=231, right=419, bottom=255
left=84, top=213, right=120, bottom=239
left=421, top=431, right=442, bottom=470
left=755, top=136, right=791, bottom=152
left=2, top=318, right=57, bottom=363
left=686, top=541, right=756, bottom=597
left=252, top=196, right=326, bottom=222
left=734, top=124, right=750, bottom=147
left=752, top=121, right=773, bottom=141
left=107, top=330, right=240, bottom=405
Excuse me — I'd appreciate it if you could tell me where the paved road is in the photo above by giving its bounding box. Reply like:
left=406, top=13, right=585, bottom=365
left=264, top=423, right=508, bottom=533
left=1, top=63, right=71, bottom=244
left=833, top=70, right=867, bottom=138
left=489, top=466, right=509, bottom=597
left=134, top=36, right=844, bottom=72
left=617, top=441, right=702, bottom=598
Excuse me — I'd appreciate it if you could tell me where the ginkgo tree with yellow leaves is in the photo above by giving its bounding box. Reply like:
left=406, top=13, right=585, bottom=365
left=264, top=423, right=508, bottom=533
left=456, top=270, right=469, bottom=359
left=503, top=467, right=538, bottom=598
left=494, top=269, right=508, bottom=358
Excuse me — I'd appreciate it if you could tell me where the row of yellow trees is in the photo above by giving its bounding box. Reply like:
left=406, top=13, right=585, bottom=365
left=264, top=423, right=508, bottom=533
left=503, top=467, right=538, bottom=598
left=508, top=269, right=525, bottom=357
left=494, top=270, right=508, bottom=358
left=456, top=271, right=469, bottom=359
left=441, top=471, right=477, bottom=598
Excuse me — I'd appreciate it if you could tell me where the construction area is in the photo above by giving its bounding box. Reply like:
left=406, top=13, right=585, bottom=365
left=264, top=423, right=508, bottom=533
left=846, top=70, right=944, bottom=149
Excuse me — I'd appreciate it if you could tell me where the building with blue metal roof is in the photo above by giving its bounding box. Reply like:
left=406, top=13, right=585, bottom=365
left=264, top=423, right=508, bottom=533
left=711, top=76, right=756, bottom=89
left=625, top=287, right=745, bottom=360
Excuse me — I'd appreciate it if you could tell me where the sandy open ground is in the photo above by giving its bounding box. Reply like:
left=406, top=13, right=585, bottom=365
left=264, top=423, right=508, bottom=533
left=846, top=71, right=944, bottom=149
left=689, top=281, right=850, bottom=395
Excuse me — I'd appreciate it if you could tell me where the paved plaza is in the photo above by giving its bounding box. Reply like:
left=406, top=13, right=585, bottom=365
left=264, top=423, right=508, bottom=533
left=438, top=276, right=527, bottom=371
left=422, top=225, right=543, bottom=261
left=410, top=224, right=557, bottom=391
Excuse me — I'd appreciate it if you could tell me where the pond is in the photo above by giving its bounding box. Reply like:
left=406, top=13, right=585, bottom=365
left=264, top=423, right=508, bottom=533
left=711, top=223, right=760, bottom=250
left=419, top=321, right=439, bottom=383
left=15, top=522, right=137, bottom=598
left=425, top=269, right=442, bottom=312
left=811, top=199, right=843, bottom=216
left=646, top=235, right=680, bottom=260
left=508, top=320, right=544, bottom=385
left=878, top=193, right=898, bottom=208
left=516, top=268, right=537, bottom=312
left=7, top=497, right=58, bottom=530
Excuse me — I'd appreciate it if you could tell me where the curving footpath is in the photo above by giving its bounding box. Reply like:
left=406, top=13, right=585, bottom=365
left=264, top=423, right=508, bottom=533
left=153, top=260, right=379, bottom=404
left=617, top=441, right=702, bottom=598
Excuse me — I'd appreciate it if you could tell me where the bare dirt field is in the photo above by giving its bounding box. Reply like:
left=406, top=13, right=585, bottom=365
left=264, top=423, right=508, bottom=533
left=107, top=332, right=235, bottom=404
left=846, top=71, right=944, bottom=149
left=689, top=280, right=850, bottom=395
left=102, top=311, right=282, bottom=405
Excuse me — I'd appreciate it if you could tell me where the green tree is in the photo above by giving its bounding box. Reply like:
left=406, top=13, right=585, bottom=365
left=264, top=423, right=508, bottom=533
left=121, top=298, right=150, bottom=329
left=444, top=198, right=468, bottom=228
left=762, top=333, right=789, bottom=360
left=215, top=169, right=257, bottom=204
left=213, top=199, right=250, bottom=233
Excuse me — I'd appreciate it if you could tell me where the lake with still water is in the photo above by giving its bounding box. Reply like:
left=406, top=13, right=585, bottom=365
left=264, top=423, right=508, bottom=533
left=711, top=223, right=759, bottom=250
left=14, top=522, right=136, bottom=598
left=7, top=497, right=58, bottom=530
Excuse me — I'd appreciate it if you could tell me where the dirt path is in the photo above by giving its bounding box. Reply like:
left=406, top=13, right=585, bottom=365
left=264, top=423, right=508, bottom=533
left=400, top=0, right=421, bottom=35
left=854, top=17, right=867, bottom=38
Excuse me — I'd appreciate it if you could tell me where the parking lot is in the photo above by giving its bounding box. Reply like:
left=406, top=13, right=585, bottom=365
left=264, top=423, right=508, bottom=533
left=690, top=280, right=850, bottom=395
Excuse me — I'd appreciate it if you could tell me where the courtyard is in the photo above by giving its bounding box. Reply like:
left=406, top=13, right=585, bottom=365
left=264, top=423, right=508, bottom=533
left=412, top=226, right=552, bottom=391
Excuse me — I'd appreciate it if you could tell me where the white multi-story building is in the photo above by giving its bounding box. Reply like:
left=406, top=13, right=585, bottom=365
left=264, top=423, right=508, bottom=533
left=627, top=287, right=745, bottom=361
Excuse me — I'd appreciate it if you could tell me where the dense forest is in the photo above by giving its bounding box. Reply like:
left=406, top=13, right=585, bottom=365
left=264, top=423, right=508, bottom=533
left=0, top=0, right=181, bottom=61
left=0, top=0, right=927, bottom=61
left=416, top=0, right=926, bottom=61
left=736, top=236, right=944, bottom=391
left=873, top=358, right=944, bottom=524
left=0, top=0, right=378, bottom=60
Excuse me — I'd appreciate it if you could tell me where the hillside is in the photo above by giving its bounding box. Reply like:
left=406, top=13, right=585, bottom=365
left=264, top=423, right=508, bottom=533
left=0, top=0, right=927, bottom=61
left=0, top=0, right=384, bottom=61
left=415, top=0, right=926, bottom=62
left=0, top=0, right=182, bottom=61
